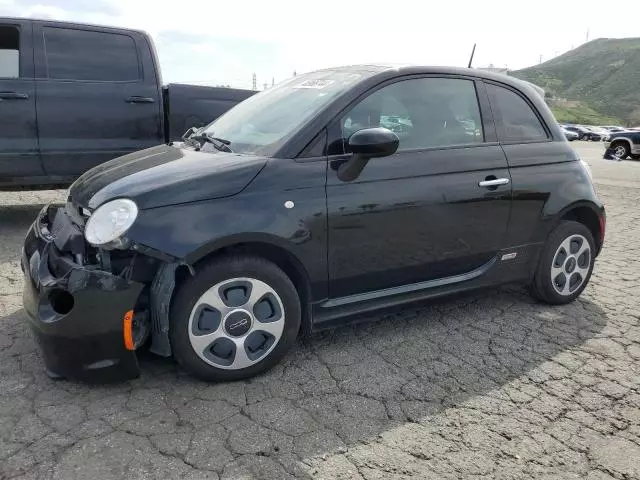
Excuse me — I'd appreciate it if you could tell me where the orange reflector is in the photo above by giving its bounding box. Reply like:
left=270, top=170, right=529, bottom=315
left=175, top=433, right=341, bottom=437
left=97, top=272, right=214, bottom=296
left=123, top=310, right=135, bottom=351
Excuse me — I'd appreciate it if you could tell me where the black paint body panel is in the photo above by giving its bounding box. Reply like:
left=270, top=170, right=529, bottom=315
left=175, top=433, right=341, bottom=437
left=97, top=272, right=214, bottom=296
left=326, top=144, right=511, bottom=297
left=128, top=157, right=329, bottom=300
left=69, top=144, right=267, bottom=210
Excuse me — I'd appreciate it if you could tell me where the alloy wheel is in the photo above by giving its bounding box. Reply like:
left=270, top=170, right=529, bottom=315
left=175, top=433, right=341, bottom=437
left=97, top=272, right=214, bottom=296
left=188, top=277, right=285, bottom=370
left=550, top=234, right=591, bottom=296
left=614, top=145, right=627, bottom=158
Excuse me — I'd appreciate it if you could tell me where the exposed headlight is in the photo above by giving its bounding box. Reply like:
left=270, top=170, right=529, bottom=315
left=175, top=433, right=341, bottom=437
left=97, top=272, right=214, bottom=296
left=85, top=198, right=138, bottom=246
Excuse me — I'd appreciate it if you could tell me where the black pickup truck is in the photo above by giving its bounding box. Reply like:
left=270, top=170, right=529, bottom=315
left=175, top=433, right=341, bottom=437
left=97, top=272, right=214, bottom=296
left=0, top=17, right=255, bottom=190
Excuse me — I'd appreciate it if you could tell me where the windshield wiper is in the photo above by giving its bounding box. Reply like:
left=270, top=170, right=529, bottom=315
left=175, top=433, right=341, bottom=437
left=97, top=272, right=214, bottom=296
left=190, top=132, right=233, bottom=153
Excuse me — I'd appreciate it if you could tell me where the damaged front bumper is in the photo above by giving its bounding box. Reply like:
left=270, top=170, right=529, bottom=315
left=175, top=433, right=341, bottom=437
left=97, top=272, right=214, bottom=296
left=22, top=205, right=144, bottom=382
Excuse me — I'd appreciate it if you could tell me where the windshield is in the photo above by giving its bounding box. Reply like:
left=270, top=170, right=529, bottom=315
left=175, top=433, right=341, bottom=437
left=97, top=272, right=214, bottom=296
left=199, top=69, right=368, bottom=156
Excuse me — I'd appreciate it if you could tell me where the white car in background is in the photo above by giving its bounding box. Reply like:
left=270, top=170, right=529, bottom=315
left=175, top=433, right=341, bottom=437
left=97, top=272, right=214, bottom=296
left=601, top=125, right=627, bottom=133
left=588, top=127, right=611, bottom=142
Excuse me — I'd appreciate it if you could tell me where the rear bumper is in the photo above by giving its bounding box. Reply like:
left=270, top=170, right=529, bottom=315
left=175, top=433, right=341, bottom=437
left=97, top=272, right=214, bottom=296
left=22, top=205, right=144, bottom=383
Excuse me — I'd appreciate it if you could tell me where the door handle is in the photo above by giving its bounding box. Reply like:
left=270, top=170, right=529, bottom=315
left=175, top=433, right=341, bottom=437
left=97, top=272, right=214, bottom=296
left=0, top=92, right=29, bottom=100
left=478, top=178, right=510, bottom=187
left=125, top=96, right=155, bottom=104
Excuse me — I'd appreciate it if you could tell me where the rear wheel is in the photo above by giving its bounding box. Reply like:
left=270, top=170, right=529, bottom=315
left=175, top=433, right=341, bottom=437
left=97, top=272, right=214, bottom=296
left=530, top=221, right=595, bottom=305
left=170, top=255, right=301, bottom=381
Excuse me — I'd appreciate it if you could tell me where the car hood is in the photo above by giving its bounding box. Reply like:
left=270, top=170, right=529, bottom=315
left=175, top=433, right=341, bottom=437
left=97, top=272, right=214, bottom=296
left=69, top=144, right=268, bottom=210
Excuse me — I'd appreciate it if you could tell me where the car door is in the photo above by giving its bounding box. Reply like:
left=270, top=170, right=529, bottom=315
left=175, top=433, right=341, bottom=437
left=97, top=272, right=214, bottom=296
left=326, top=76, right=512, bottom=298
left=33, top=22, right=162, bottom=177
left=0, top=20, right=43, bottom=179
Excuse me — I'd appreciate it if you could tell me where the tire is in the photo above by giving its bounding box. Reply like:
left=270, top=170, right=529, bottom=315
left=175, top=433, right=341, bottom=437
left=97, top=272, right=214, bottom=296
left=530, top=220, right=595, bottom=305
left=631, top=154, right=640, bottom=161
left=611, top=141, right=630, bottom=159
left=170, top=255, right=301, bottom=381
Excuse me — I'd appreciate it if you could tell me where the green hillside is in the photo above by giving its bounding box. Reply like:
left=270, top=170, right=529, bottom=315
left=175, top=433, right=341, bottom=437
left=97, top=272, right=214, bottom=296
left=550, top=104, right=622, bottom=126
left=511, top=38, right=640, bottom=125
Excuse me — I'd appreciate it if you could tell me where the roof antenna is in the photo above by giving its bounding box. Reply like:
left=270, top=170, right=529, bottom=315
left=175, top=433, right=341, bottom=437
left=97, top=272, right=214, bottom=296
left=467, top=43, right=476, bottom=68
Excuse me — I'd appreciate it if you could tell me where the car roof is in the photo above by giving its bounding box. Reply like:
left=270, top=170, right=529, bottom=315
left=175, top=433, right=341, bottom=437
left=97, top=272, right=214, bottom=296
left=0, top=16, right=148, bottom=35
left=309, top=64, right=544, bottom=98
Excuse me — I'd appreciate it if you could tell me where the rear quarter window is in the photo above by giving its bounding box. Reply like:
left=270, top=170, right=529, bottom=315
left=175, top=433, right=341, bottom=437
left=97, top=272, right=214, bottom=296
left=486, top=83, right=548, bottom=143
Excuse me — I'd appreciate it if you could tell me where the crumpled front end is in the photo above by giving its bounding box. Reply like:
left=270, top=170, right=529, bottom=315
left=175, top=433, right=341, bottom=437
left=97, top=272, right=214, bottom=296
left=22, top=204, right=150, bottom=383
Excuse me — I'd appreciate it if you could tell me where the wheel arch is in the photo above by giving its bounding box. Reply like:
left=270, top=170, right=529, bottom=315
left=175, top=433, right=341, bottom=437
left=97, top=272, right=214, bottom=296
left=557, top=202, right=605, bottom=253
left=610, top=137, right=632, bottom=151
left=187, top=235, right=314, bottom=335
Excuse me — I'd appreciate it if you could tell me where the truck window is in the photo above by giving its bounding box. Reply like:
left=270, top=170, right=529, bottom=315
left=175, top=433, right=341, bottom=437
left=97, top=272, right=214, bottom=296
left=0, top=26, right=19, bottom=78
left=43, top=27, right=140, bottom=81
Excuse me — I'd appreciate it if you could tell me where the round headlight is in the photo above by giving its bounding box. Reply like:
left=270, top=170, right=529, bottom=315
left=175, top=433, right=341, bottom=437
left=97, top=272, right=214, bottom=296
left=85, top=199, right=138, bottom=246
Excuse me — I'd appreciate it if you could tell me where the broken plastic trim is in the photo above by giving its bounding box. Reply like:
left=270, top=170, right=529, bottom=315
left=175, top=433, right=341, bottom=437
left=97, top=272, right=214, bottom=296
left=149, top=262, right=178, bottom=357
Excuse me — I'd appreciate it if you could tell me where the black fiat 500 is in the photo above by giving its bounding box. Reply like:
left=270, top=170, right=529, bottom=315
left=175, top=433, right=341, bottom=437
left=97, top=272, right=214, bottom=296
left=22, top=65, right=605, bottom=382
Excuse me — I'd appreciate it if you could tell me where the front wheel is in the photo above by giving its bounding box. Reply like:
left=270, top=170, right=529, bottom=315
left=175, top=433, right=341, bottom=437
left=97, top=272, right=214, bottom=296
left=170, top=255, right=301, bottom=381
left=530, top=221, right=595, bottom=305
left=611, top=141, right=630, bottom=159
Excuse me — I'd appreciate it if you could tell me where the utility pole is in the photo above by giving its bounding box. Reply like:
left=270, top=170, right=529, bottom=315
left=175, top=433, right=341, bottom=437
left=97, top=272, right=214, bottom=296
left=252, top=73, right=257, bottom=91
left=263, top=83, right=267, bottom=90
left=272, top=77, right=274, bottom=87
left=586, top=28, right=589, bottom=42
left=293, top=70, right=297, bottom=77
left=539, top=54, right=543, bottom=64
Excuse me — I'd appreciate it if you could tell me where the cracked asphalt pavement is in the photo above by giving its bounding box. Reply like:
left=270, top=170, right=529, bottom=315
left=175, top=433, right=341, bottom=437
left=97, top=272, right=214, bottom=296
left=1, top=142, right=639, bottom=479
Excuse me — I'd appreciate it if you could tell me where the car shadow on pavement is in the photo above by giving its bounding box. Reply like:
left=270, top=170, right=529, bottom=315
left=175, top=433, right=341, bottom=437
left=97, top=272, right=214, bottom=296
left=0, top=283, right=609, bottom=478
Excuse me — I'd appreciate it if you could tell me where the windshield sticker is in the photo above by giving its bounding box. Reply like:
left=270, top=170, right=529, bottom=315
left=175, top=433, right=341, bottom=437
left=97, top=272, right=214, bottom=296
left=292, top=79, right=335, bottom=89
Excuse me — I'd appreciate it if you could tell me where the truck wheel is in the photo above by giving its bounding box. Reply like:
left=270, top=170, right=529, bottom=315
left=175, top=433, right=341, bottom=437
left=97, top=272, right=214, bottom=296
left=611, top=141, right=630, bottom=159
left=170, top=255, right=301, bottom=381
left=530, top=221, right=595, bottom=305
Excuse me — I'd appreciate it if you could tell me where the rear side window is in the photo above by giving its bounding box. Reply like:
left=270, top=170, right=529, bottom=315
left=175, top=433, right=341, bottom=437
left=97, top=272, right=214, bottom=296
left=0, top=25, right=20, bottom=78
left=486, top=83, right=548, bottom=142
left=43, top=27, right=139, bottom=81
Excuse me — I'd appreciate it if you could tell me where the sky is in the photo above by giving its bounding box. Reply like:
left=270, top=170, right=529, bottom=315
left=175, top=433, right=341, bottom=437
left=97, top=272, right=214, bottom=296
left=2, top=0, right=639, bottom=89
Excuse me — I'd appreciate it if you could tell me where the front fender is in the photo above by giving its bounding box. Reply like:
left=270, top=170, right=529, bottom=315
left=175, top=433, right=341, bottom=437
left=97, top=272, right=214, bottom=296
left=127, top=186, right=327, bottom=300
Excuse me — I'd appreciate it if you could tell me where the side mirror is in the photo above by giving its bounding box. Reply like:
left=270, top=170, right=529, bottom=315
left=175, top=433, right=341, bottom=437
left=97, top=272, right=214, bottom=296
left=348, top=127, right=399, bottom=158
left=338, top=127, right=399, bottom=182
